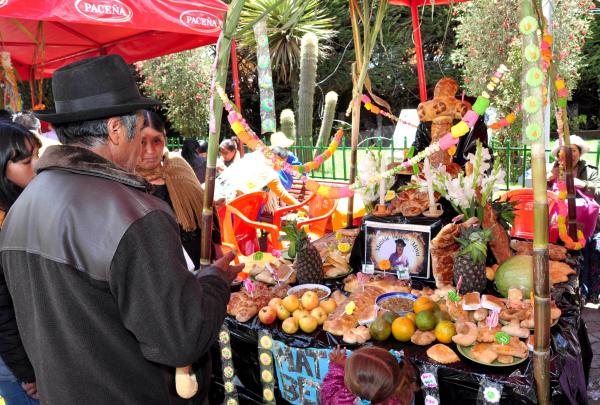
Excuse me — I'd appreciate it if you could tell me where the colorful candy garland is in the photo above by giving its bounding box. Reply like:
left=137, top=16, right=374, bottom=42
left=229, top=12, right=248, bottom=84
left=347, top=64, right=509, bottom=192
left=361, top=95, right=418, bottom=127
left=556, top=182, right=586, bottom=250
left=216, top=85, right=343, bottom=177
left=489, top=106, right=521, bottom=130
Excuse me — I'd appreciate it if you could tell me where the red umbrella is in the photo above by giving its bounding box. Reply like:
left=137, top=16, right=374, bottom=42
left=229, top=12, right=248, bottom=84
left=0, top=0, right=228, bottom=79
left=389, top=0, right=471, bottom=101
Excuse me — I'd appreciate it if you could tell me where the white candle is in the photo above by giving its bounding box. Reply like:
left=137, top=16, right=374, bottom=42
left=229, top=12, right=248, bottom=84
left=379, top=156, right=386, bottom=205
left=424, top=157, right=435, bottom=207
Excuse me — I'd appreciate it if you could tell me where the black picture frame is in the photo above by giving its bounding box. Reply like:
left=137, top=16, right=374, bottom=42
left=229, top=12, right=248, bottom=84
left=364, top=221, right=432, bottom=279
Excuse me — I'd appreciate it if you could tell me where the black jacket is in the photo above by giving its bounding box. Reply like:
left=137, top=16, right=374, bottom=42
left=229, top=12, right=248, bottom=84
left=0, top=145, right=230, bottom=404
left=0, top=247, right=35, bottom=383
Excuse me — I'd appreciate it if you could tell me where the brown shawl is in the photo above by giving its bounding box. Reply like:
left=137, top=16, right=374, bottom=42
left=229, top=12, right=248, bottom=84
left=136, top=153, right=204, bottom=232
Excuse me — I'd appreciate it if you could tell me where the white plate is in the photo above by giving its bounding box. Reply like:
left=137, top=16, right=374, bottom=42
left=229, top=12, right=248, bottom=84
left=287, top=284, right=331, bottom=300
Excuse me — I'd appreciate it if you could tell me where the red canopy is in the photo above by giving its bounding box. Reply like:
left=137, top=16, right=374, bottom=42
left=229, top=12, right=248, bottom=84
left=390, top=0, right=471, bottom=101
left=0, top=0, right=228, bottom=79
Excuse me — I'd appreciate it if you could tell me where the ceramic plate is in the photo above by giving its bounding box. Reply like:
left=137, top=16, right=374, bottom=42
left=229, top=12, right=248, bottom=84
left=457, top=344, right=528, bottom=367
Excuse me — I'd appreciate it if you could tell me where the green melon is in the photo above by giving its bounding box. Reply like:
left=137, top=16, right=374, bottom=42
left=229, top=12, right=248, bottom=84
left=494, top=255, right=533, bottom=298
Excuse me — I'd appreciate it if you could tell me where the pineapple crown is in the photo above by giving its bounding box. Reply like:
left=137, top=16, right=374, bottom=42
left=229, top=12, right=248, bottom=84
left=282, top=220, right=309, bottom=249
left=455, top=225, right=492, bottom=265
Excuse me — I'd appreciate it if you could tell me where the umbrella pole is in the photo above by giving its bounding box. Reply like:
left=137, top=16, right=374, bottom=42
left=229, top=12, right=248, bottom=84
left=200, top=0, right=246, bottom=266
left=520, top=1, right=550, bottom=403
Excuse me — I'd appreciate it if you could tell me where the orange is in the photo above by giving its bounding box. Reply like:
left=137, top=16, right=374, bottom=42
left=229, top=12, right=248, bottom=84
left=391, top=317, right=415, bottom=342
left=434, top=320, right=456, bottom=344
left=405, top=312, right=416, bottom=324
left=413, top=296, right=435, bottom=314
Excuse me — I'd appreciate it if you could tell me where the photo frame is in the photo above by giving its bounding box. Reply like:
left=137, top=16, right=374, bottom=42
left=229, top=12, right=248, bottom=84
left=364, top=221, right=431, bottom=279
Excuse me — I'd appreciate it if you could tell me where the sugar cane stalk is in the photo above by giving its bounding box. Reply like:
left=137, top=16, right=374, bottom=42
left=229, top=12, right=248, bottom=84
left=521, top=1, right=550, bottom=403
left=347, top=0, right=388, bottom=226
left=201, top=0, right=246, bottom=266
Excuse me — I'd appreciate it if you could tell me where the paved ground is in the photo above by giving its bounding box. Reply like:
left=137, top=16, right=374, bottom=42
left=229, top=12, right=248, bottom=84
left=583, top=306, right=600, bottom=404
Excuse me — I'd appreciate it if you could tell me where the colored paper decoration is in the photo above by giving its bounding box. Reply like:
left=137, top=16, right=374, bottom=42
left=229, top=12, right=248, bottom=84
left=526, top=67, right=544, bottom=87
left=523, top=96, right=541, bottom=114
left=525, top=123, right=542, bottom=141
left=519, top=16, right=538, bottom=34
left=524, top=44, right=541, bottom=62
left=556, top=182, right=586, bottom=250
left=254, top=20, right=277, bottom=133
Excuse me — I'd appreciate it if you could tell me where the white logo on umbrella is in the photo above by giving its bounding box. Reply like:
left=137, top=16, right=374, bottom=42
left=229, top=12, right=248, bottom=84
left=74, top=0, right=133, bottom=23
left=179, top=10, right=221, bottom=33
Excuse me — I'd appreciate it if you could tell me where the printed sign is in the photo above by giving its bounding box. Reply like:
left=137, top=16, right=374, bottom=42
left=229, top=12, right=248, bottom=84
left=271, top=340, right=336, bottom=405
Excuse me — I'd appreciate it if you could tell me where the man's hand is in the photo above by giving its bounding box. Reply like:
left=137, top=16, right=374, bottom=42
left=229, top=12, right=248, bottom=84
left=212, top=250, right=245, bottom=284
left=21, top=382, right=39, bottom=399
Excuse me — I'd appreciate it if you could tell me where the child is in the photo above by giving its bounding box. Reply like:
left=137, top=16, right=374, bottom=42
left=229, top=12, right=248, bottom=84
left=320, top=345, right=417, bottom=405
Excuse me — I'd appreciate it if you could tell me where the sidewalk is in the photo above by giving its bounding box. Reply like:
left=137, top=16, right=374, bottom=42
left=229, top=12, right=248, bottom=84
left=583, top=307, right=600, bottom=404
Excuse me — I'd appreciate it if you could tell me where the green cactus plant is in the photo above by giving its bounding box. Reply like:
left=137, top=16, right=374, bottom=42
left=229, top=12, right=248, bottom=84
left=297, top=32, right=319, bottom=163
left=279, top=109, right=296, bottom=141
left=314, top=91, right=338, bottom=156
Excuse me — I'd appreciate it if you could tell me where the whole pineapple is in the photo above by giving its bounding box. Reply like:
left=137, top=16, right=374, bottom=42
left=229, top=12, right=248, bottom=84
left=284, top=222, right=323, bottom=284
left=453, top=225, right=492, bottom=294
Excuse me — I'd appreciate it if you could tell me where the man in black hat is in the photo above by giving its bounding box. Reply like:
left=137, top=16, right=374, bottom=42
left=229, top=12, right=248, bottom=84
left=389, top=239, right=409, bottom=268
left=0, top=55, right=242, bottom=404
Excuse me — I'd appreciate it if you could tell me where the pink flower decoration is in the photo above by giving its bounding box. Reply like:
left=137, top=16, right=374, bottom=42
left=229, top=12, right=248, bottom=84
left=271, top=250, right=282, bottom=258
left=361, top=95, right=371, bottom=103
left=462, top=110, right=480, bottom=128
left=438, top=133, right=460, bottom=150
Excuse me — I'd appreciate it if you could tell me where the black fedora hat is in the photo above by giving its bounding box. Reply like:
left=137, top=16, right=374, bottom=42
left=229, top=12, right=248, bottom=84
left=35, top=55, right=160, bottom=124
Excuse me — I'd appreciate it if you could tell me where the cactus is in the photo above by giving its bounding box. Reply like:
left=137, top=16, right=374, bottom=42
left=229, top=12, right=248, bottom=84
left=314, top=91, right=338, bottom=156
left=279, top=109, right=296, bottom=141
left=297, top=32, right=319, bottom=163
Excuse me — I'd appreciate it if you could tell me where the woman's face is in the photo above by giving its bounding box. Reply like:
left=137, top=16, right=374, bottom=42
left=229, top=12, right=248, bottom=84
left=220, top=147, right=236, bottom=162
left=559, top=145, right=581, bottom=166
left=138, top=126, right=165, bottom=170
left=6, top=143, right=39, bottom=188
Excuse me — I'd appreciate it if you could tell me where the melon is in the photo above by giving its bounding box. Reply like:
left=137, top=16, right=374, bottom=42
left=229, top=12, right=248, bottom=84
left=494, top=255, right=533, bottom=298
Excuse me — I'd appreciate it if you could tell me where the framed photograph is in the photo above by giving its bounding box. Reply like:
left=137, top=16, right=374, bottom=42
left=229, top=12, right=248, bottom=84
left=364, top=221, right=432, bottom=279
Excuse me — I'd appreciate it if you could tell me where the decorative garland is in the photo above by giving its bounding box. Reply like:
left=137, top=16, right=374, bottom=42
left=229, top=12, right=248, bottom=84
left=218, top=326, right=240, bottom=405
left=217, top=85, right=343, bottom=177
left=489, top=106, right=521, bottom=130
left=257, top=331, right=276, bottom=404
left=346, top=64, right=509, bottom=191
left=556, top=182, right=586, bottom=250
left=361, top=95, right=417, bottom=127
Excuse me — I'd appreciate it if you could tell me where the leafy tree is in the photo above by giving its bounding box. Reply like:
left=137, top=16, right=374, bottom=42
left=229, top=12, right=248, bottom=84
left=573, top=13, right=600, bottom=129
left=451, top=0, right=594, bottom=143
left=138, top=47, right=213, bottom=138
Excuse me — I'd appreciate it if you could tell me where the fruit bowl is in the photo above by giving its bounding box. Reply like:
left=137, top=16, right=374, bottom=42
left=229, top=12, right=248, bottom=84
left=376, top=292, right=417, bottom=317
left=287, top=284, right=331, bottom=300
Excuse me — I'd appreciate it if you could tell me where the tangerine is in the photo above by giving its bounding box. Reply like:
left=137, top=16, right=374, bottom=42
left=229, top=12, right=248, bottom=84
left=391, top=317, right=415, bottom=342
left=405, top=312, right=416, bottom=324
left=415, top=310, right=437, bottom=331
left=413, top=296, right=435, bottom=314
left=434, top=320, right=456, bottom=344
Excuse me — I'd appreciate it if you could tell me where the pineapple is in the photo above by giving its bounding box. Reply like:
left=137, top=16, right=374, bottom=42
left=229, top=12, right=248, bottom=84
left=453, top=225, right=492, bottom=293
left=283, top=221, right=323, bottom=284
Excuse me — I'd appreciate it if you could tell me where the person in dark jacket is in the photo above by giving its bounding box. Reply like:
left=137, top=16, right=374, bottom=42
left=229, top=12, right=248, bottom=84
left=0, top=122, right=41, bottom=404
left=0, top=55, right=243, bottom=405
left=181, top=139, right=207, bottom=184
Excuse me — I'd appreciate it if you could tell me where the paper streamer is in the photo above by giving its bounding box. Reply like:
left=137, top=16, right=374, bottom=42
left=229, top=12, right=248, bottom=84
left=253, top=19, right=277, bottom=133
left=419, top=364, right=441, bottom=405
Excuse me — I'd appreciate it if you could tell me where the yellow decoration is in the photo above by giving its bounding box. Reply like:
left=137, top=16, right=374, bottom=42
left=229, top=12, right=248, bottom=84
left=448, top=146, right=457, bottom=156
left=260, top=353, right=272, bottom=366
left=345, top=301, right=356, bottom=315
left=451, top=121, right=470, bottom=138
left=385, top=190, right=396, bottom=201
left=337, top=242, right=351, bottom=253
left=231, top=121, right=245, bottom=134
left=260, top=335, right=273, bottom=349
left=261, top=370, right=273, bottom=383
left=263, top=389, right=274, bottom=402
left=335, top=232, right=343, bottom=240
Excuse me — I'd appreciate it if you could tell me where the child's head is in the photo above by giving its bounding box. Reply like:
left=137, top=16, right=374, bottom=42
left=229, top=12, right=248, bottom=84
left=344, top=347, right=416, bottom=405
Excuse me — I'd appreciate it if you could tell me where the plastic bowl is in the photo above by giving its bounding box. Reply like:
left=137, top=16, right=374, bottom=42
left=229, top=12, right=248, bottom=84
left=287, top=284, right=331, bottom=300
left=376, top=292, right=417, bottom=316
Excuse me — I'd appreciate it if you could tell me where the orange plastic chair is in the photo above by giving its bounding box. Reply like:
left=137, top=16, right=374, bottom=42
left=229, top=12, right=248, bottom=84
left=273, top=193, right=338, bottom=241
left=499, top=188, right=559, bottom=243
left=219, top=191, right=282, bottom=256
